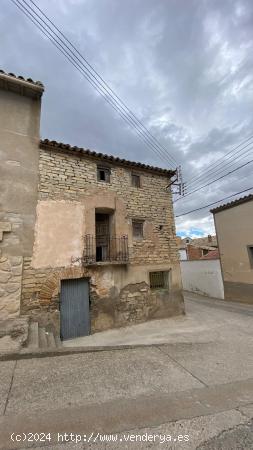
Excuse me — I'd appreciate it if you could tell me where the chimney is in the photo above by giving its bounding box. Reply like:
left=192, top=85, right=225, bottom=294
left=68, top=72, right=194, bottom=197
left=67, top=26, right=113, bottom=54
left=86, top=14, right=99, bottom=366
left=208, top=234, right=212, bottom=243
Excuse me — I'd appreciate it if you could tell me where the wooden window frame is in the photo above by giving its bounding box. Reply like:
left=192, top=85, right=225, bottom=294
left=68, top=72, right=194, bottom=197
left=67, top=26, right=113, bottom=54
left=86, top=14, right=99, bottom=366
left=131, top=173, right=141, bottom=188
left=132, top=220, right=144, bottom=239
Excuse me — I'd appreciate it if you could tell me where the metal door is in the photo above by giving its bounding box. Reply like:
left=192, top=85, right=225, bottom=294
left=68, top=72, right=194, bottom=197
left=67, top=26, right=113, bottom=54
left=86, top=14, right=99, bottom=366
left=60, top=278, right=90, bottom=340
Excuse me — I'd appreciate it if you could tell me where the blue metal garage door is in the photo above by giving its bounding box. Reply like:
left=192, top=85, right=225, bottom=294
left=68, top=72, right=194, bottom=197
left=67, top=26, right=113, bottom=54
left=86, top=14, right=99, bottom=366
left=60, top=278, right=90, bottom=340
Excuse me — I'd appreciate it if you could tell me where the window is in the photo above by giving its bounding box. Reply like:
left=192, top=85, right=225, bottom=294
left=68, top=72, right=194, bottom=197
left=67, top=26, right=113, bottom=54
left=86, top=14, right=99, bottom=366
left=132, top=220, right=144, bottom=239
left=202, top=249, right=209, bottom=256
left=97, top=166, right=110, bottom=183
left=131, top=173, right=141, bottom=188
left=247, top=246, right=253, bottom=268
left=149, top=271, right=169, bottom=289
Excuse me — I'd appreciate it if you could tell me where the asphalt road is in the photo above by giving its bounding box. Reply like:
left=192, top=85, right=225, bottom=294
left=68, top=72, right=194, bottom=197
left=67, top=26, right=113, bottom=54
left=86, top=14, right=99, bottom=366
left=0, top=293, right=253, bottom=449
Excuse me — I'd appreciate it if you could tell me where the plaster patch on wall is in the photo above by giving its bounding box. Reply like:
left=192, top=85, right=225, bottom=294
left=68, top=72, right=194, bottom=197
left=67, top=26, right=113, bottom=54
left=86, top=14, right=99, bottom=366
left=32, top=200, right=85, bottom=269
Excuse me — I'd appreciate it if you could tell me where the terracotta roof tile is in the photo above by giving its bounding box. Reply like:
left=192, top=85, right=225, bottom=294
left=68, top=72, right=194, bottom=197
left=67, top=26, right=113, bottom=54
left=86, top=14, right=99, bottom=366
left=0, top=69, right=44, bottom=88
left=40, top=139, right=176, bottom=177
left=200, top=249, right=220, bottom=260
left=211, top=194, right=253, bottom=214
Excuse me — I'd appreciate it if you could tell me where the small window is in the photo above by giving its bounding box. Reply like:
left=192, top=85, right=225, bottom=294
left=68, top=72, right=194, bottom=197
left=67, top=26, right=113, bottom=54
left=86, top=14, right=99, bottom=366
left=247, top=246, right=253, bottom=268
left=202, top=249, right=209, bottom=256
left=149, top=271, right=169, bottom=289
left=132, top=220, right=144, bottom=239
left=97, top=166, right=110, bottom=183
left=131, top=173, right=141, bottom=188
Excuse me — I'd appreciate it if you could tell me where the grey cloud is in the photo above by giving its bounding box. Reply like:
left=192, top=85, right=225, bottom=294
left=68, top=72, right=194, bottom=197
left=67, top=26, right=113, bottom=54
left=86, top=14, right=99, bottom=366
left=1, top=0, right=253, bottom=235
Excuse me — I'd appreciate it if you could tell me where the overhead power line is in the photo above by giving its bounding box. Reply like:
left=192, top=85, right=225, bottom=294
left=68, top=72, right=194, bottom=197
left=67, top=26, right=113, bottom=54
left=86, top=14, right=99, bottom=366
left=187, top=135, right=253, bottom=186
left=11, top=0, right=178, bottom=168
left=13, top=0, right=173, bottom=167
left=185, top=144, right=253, bottom=193
left=174, top=156, right=253, bottom=202
left=28, top=0, right=178, bottom=167
left=175, top=186, right=253, bottom=217
left=186, top=136, right=253, bottom=189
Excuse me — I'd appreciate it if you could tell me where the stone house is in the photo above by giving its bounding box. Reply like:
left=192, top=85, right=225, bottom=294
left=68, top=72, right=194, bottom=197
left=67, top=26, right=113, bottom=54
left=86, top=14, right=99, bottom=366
left=177, top=235, right=218, bottom=261
left=211, top=194, right=253, bottom=304
left=0, top=70, right=184, bottom=340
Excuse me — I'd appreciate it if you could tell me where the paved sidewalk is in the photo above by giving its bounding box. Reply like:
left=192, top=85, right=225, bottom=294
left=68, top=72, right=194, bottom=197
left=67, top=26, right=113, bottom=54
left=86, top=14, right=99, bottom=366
left=63, top=292, right=253, bottom=348
left=0, top=293, right=253, bottom=449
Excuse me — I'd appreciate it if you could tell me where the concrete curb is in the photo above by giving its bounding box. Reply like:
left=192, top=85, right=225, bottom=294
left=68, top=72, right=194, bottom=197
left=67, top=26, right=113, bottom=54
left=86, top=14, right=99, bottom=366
left=0, top=342, right=169, bottom=361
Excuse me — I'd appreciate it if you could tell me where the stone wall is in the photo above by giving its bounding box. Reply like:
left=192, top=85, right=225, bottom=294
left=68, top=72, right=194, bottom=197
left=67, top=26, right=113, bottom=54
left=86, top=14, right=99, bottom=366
left=38, top=147, right=179, bottom=265
left=20, top=145, right=184, bottom=333
left=0, top=255, right=23, bottom=319
left=0, top=221, right=23, bottom=319
left=21, top=260, right=184, bottom=334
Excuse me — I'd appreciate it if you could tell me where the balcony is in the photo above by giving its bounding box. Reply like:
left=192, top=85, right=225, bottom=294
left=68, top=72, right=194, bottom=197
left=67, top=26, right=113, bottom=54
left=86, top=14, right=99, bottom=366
left=83, top=234, right=129, bottom=265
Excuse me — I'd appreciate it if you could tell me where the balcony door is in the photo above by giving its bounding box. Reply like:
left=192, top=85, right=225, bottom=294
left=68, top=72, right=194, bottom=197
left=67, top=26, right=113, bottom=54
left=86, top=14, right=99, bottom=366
left=95, top=213, right=110, bottom=261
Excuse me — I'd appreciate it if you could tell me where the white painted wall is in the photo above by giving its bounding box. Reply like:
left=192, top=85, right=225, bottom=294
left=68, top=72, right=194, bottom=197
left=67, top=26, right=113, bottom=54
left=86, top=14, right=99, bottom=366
left=179, top=249, right=187, bottom=260
left=180, top=259, right=224, bottom=299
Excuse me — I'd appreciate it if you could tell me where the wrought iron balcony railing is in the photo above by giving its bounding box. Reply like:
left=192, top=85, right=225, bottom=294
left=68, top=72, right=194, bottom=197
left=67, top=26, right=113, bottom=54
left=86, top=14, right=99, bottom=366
left=83, top=234, right=129, bottom=264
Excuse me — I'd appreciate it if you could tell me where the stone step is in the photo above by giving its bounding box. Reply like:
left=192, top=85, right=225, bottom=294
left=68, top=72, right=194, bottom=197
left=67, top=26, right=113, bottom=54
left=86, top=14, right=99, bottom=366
left=46, top=331, right=56, bottom=349
left=27, top=321, right=62, bottom=350
left=27, top=322, right=39, bottom=348
left=38, top=327, right=48, bottom=349
left=55, top=335, right=62, bottom=348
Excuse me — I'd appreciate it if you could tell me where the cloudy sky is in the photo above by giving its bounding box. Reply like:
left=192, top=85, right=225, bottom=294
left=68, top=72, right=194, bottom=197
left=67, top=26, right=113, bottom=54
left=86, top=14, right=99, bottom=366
left=2, top=0, right=253, bottom=237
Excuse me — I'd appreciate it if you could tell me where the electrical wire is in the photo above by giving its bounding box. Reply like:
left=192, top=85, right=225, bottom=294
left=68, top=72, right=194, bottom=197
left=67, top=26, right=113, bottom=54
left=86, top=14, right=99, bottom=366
left=175, top=186, right=253, bottom=217
left=186, top=136, right=253, bottom=189
left=27, top=0, right=178, bottom=167
left=186, top=145, right=253, bottom=192
left=174, top=157, right=253, bottom=202
left=11, top=0, right=178, bottom=168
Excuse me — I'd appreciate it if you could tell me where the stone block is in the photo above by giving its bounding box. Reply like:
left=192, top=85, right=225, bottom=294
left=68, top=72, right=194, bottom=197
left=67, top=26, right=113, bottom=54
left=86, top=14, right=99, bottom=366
left=0, top=271, right=11, bottom=283
left=11, top=265, right=23, bottom=276
left=0, top=222, right=11, bottom=232
left=0, top=259, right=11, bottom=271
left=9, top=256, right=23, bottom=266
left=0, top=257, right=7, bottom=263
left=6, top=283, right=20, bottom=293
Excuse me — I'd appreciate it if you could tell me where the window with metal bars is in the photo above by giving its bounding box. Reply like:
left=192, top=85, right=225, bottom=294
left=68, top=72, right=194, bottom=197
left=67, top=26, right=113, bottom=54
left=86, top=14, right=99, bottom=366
left=131, top=173, right=141, bottom=188
left=149, top=271, right=169, bottom=289
left=132, top=220, right=144, bottom=239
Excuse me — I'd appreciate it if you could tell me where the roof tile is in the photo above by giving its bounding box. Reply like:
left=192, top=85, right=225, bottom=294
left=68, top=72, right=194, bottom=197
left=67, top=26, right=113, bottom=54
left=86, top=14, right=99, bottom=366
left=211, top=194, right=253, bottom=214
left=0, top=69, right=44, bottom=88
left=40, top=139, right=176, bottom=176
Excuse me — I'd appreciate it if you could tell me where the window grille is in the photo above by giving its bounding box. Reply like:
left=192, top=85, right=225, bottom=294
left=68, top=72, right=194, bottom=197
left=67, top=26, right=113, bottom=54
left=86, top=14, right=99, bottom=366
left=132, top=220, right=144, bottom=239
left=149, top=271, right=168, bottom=289
left=131, top=173, right=141, bottom=188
